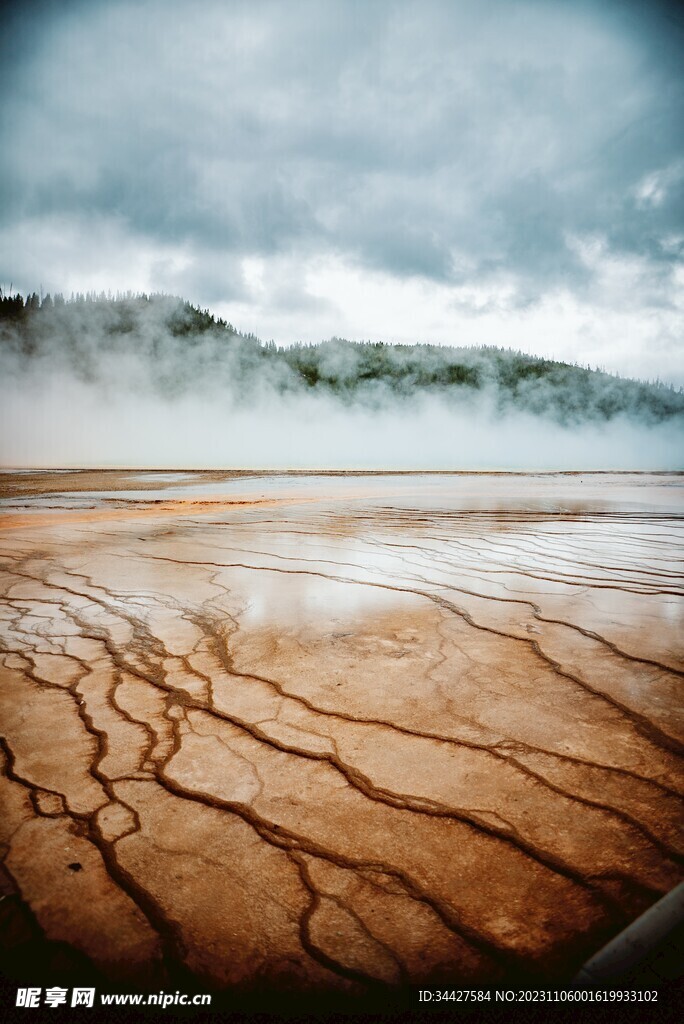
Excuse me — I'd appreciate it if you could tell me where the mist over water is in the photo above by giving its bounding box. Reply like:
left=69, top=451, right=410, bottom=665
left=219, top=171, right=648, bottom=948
left=1, top=373, right=682, bottom=471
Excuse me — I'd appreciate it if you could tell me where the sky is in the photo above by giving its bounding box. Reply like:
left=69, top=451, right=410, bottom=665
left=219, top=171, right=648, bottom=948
left=1, top=0, right=683, bottom=384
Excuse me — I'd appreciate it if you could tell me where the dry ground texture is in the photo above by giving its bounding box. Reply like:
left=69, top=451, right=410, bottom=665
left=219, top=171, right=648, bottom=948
left=0, top=471, right=682, bottom=997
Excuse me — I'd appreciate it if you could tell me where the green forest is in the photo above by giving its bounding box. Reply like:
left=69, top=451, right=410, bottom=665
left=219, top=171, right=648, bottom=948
left=2, top=290, right=682, bottom=426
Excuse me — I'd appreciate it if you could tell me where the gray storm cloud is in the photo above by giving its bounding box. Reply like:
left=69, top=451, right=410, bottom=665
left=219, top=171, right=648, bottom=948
left=1, top=0, right=683, bottom=380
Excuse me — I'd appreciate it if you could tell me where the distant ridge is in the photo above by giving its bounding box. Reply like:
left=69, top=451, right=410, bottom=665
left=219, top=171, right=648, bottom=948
left=2, top=290, right=683, bottom=427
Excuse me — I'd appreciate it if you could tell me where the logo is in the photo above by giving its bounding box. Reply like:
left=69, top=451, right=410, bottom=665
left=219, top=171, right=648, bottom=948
left=15, top=987, right=95, bottom=1009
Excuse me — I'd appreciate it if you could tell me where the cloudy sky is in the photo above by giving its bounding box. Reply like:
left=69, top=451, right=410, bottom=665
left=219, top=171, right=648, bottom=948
left=2, top=0, right=683, bottom=382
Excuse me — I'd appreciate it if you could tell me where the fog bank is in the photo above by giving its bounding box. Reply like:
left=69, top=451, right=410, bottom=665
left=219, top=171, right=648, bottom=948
left=1, top=374, right=681, bottom=471
left=1, top=294, right=682, bottom=470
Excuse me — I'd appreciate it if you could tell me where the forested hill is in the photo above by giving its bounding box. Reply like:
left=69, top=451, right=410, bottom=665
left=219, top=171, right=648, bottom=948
left=2, top=290, right=682, bottom=427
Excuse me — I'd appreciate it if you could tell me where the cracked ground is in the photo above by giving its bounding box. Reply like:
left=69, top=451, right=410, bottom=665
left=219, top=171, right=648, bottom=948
left=0, top=470, right=682, bottom=996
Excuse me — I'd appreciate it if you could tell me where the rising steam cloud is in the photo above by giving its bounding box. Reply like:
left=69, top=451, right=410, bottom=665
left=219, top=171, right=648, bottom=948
left=1, top=294, right=682, bottom=470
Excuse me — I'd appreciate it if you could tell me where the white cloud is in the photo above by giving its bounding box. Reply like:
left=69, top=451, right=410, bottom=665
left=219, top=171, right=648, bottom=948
left=0, top=215, right=193, bottom=298
left=215, top=252, right=684, bottom=384
left=634, top=161, right=684, bottom=209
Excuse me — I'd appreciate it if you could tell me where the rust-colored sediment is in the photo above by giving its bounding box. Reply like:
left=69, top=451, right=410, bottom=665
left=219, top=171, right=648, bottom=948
left=0, top=471, right=682, bottom=995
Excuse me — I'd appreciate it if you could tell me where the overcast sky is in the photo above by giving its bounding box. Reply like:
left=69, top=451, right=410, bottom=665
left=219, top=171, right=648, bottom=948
left=2, top=0, right=683, bottom=382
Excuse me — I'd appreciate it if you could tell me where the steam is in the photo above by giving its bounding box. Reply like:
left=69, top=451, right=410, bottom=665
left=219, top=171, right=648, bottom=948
left=1, top=295, right=682, bottom=470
